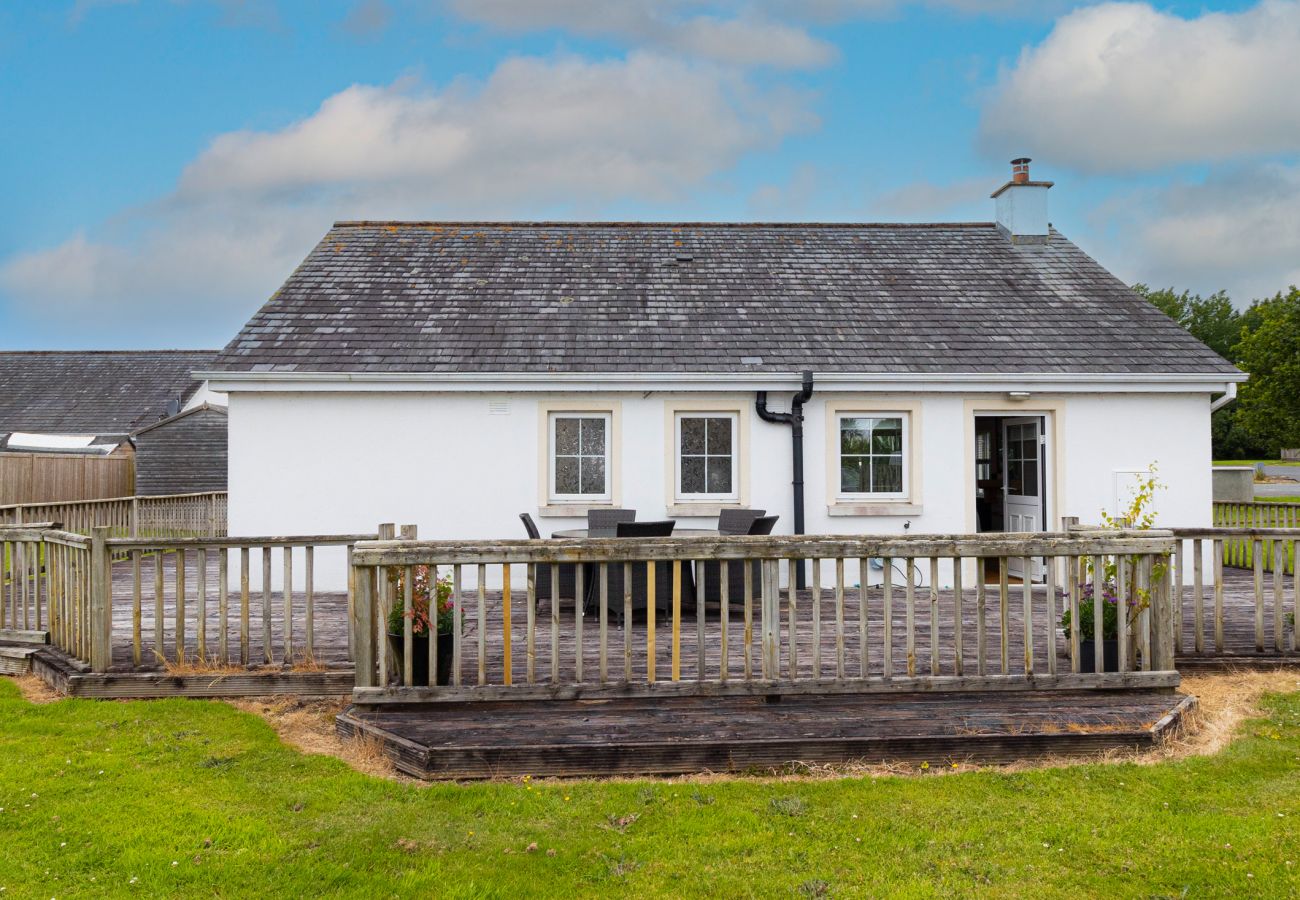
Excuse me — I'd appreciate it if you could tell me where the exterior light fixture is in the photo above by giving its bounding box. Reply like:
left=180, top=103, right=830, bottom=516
left=1007, top=391, right=1031, bottom=401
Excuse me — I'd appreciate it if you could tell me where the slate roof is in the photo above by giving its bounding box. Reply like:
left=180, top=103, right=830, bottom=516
left=212, top=222, right=1239, bottom=376
left=0, top=351, right=216, bottom=436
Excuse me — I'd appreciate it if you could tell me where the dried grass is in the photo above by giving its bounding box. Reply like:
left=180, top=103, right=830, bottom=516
left=224, top=696, right=411, bottom=782
left=12, top=673, right=62, bottom=704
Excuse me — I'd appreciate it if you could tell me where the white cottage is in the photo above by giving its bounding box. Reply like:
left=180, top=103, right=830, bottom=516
left=204, top=161, right=1242, bottom=587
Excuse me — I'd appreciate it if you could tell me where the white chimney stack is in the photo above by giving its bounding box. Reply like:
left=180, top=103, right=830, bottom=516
left=992, top=157, right=1053, bottom=244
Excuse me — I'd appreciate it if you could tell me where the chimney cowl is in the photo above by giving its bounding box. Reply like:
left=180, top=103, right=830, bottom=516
left=992, top=157, right=1053, bottom=244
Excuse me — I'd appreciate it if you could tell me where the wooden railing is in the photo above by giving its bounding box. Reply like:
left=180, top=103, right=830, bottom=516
left=350, top=531, right=1179, bottom=702
left=1168, top=527, right=1298, bottom=657
left=0, top=491, right=227, bottom=540
left=1213, top=501, right=1299, bottom=575
left=3, top=524, right=374, bottom=672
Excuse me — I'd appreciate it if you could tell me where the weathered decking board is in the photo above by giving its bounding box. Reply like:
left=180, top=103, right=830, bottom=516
left=97, top=558, right=1292, bottom=683
left=337, top=689, right=1194, bottom=779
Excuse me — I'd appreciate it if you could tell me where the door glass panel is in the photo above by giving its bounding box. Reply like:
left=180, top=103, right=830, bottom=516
left=1022, top=460, right=1039, bottom=497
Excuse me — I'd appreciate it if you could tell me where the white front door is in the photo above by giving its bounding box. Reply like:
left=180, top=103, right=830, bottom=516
left=1003, top=417, right=1045, bottom=579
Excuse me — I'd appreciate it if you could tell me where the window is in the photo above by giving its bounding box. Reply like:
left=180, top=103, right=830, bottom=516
left=549, top=413, right=610, bottom=501
left=1005, top=421, right=1039, bottom=497
left=676, top=412, right=737, bottom=500
left=838, top=414, right=908, bottom=498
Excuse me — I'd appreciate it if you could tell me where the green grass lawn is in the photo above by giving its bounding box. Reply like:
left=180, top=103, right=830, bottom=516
left=2, top=681, right=1300, bottom=898
left=1214, top=460, right=1300, bottom=467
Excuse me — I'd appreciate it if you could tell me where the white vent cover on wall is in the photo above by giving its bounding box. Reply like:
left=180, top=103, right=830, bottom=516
left=488, top=400, right=511, bottom=415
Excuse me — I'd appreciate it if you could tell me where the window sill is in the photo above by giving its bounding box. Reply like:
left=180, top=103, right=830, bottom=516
left=537, top=503, right=616, bottom=518
left=827, top=503, right=922, bottom=517
left=667, top=503, right=744, bottom=517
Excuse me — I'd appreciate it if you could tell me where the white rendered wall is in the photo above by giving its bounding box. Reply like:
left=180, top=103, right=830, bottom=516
left=227, top=390, right=1213, bottom=589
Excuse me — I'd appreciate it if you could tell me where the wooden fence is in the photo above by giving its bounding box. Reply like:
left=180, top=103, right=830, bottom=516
left=349, top=530, right=1179, bottom=702
left=1, top=524, right=373, bottom=672
left=1213, top=501, right=1299, bottom=575
left=0, top=450, right=134, bottom=505
left=0, top=492, right=226, bottom=539
left=1169, top=528, right=1298, bottom=657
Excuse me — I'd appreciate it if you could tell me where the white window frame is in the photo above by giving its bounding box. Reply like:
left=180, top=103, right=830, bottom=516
left=547, top=411, right=613, bottom=503
left=674, top=411, right=740, bottom=503
left=835, top=411, right=911, bottom=501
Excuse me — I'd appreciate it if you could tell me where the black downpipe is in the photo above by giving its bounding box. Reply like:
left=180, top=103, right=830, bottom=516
left=756, top=370, right=815, bottom=588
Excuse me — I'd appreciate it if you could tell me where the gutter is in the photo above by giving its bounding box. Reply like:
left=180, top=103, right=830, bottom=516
left=1210, top=381, right=1238, bottom=413
left=756, top=370, right=814, bottom=588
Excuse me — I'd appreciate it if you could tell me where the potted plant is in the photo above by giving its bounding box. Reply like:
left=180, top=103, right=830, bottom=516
left=1061, top=580, right=1125, bottom=672
left=386, top=565, right=454, bottom=686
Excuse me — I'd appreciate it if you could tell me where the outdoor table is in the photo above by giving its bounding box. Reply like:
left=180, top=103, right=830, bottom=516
left=549, top=528, right=720, bottom=538
left=546, top=529, right=717, bottom=614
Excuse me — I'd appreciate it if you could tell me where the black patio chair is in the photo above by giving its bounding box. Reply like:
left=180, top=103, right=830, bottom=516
left=699, top=514, right=779, bottom=610
left=717, top=507, right=765, bottom=535
left=587, top=508, right=636, bottom=538
left=519, top=512, right=578, bottom=606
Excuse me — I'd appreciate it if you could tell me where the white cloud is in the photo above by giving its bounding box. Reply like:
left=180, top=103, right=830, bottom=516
left=0, top=53, right=815, bottom=332
left=980, top=1, right=1300, bottom=172
left=1100, top=163, right=1300, bottom=302
left=870, top=175, right=990, bottom=219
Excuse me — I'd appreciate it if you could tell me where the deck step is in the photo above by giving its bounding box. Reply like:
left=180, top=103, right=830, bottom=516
left=0, top=629, right=50, bottom=645
left=337, top=689, right=1193, bottom=780
left=0, top=645, right=41, bottom=675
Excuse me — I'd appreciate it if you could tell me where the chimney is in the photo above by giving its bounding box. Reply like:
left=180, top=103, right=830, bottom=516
left=991, top=157, right=1053, bottom=244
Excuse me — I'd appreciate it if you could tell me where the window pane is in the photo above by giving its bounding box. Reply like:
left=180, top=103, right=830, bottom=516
left=554, top=418, right=579, bottom=455
left=1022, top=460, right=1039, bottom=497
left=580, top=417, right=605, bottom=455
left=706, top=458, right=732, bottom=493
left=841, top=419, right=870, bottom=454
left=1022, top=436, right=1038, bottom=462
left=681, top=417, right=706, bottom=455
left=840, top=458, right=867, bottom=493
left=705, top=417, right=732, bottom=454
left=871, top=455, right=903, bottom=493
left=1007, top=459, right=1023, bottom=495
left=871, top=418, right=902, bottom=454
left=680, top=456, right=706, bottom=494
left=580, top=456, right=606, bottom=494
left=555, top=457, right=579, bottom=494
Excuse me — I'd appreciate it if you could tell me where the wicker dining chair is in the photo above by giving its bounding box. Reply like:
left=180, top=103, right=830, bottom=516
left=587, top=508, right=636, bottom=537
left=700, top=514, right=779, bottom=610
left=717, top=507, right=765, bottom=535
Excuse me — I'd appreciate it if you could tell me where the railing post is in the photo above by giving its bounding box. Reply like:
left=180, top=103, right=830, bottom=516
left=89, top=526, right=113, bottom=672
left=1149, top=551, right=1175, bottom=671
left=352, top=561, right=376, bottom=688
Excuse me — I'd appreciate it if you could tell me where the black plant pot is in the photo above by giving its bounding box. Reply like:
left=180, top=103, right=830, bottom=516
left=387, top=631, right=454, bottom=686
left=1079, top=638, right=1120, bottom=673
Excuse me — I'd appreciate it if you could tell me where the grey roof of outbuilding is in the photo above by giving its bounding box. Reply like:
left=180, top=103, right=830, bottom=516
left=211, top=221, right=1239, bottom=376
left=0, top=350, right=216, bottom=435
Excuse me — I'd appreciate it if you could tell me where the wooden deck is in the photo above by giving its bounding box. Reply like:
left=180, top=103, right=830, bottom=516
left=337, top=689, right=1195, bottom=779
left=90, top=558, right=1295, bottom=685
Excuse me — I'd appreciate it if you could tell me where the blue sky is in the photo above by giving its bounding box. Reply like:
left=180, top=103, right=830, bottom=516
left=2, top=0, right=1297, bottom=349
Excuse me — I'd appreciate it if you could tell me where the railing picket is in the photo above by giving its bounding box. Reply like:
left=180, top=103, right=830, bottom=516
left=526, top=563, right=536, bottom=685
left=696, top=559, right=706, bottom=683
left=1214, top=539, right=1225, bottom=653
left=671, top=559, right=682, bottom=681
left=786, top=557, right=799, bottom=680
left=858, top=558, right=869, bottom=679
left=882, top=558, right=893, bottom=679
left=904, top=558, right=916, bottom=677
left=599, top=563, right=609, bottom=685
left=623, top=562, right=632, bottom=682
left=402, top=564, right=414, bottom=687
left=834, top=557, right=845, bottom=679
left=646, top=561, right=656, bottom=684
left=720, top=560, right=730, bottom=683
left=197, top=547, right=208, bottom=662
left=131, top=549, right=142, bottom=667
left=502, top=564, right=512, bottom=686
left=928, top=557, right=939, bottom=676
left=1274, top=542, right=1286, bottom=653
left=261, top=547, right=272, bottom=665
left=453, top=564, right=463, bottom=688
left=976, top=563, right=987, bottom=676
left=550, top=566, right=560, bottom=684
left=742, top=560, right=753, bottom=681
left=1173, top=539, right=1184, bottom=654
left=477, top=563, right=487, bottom=685
left=239, top=548, right=250, bottom=666
left=304, top=546, right=314, bottom=660
left=1022, top=556, right=1034, bottom=675
left=952, top=556, right=964, bottom=677
left=1092, top=554, right=1105, bottom=674
left=1193, top=539, right=1205, bottom=654
left=1253, top=539, right=1265, bottom=652
left=810, top=558, right=822, bottom=678
left=998, top=559, right=1010, bottom=675
left=176, top=548, right=187, bottom=663
left=1068, top=556, right=1080, bottom=673
left=574, top=564, right=584, bottom=684
left=218, top=548, right=229, bottom=665
left=1116, top=556, right=1129, bottom=673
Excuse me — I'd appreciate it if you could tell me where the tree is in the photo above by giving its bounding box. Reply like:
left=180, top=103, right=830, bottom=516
left=1233, top=287, right=1300, bottom=455
left=1133, top=284, right=1243, bottom=362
